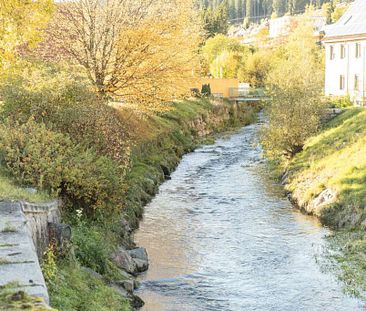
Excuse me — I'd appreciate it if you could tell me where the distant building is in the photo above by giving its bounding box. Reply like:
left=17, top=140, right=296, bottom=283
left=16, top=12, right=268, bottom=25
left=269, top=14, right=325, bottom=39
left=323, top=0, right=366, bottom=106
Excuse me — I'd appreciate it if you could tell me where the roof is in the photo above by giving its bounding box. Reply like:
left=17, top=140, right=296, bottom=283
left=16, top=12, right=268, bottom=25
left=324, top=0, right=366, bottom=40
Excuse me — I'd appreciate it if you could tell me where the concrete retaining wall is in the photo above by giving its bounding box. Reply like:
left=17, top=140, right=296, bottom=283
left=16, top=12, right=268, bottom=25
left=0, top=200, right=62, bottom=306
left=21, top=200, right=61, bottom=259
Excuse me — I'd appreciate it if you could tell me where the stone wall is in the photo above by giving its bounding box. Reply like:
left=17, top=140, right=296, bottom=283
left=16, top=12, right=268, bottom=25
left=21, top=200, right=61, bottom=259
left=0, top=202, right=50, bottom=305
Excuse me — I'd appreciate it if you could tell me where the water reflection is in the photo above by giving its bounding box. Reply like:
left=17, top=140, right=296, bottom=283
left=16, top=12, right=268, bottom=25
left=134, top=121, right=362, bottom=311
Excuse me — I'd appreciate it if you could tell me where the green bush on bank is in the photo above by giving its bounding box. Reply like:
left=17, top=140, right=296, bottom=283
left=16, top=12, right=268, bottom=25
left=0, top=64, right=131, bottom=166
left=0, top=120, right=123, bottom=213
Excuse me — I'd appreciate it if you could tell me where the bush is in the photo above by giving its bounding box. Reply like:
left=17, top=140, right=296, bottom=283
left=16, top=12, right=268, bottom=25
left=201, top=84, right=211, bottom=97
left=71, top=222, right=115, bottom=276
left=0, top=120, right=73, bottom=193
left=0, top=120, right=123, bottom=212
left=0, top=65, right=131, bottom=166
left=261, top=18, right=325, bottom=160
left=327, top=95, right=353, bottom=108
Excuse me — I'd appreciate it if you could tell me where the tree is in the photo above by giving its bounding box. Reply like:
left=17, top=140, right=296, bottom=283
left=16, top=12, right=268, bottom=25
left=202, top=34, right=248, bottom=62
left=47, top=0, right=202, bottom=112
left=331, top=5, right=348, bottom=23
left=238, top=49, right=272, bottom=87
left=201, top=1, right=229, bottom=38
left=246, top=0, right=252, bottom=20
left=261, top=16, right=325, bottom=159
left=0, top=0, right=53, bottom=69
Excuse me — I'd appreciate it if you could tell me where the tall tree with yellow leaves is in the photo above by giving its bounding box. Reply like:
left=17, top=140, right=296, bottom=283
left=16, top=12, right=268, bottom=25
left=49, top=0, right=203, bottom=112
left=0, top=0, right=53, bottom=69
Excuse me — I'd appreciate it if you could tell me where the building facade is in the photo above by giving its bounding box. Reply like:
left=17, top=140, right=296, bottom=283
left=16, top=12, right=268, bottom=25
left=323, top=0, right=366, bottom=106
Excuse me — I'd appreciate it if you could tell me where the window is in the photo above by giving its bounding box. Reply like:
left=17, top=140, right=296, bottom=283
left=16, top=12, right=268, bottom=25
left=340, top=75, right=345, bottom=90
left=330, top=45, right=335, bottom=60
left=354, top=75, right=360, bottom=91
left=341, top=44, right=346, bottom=59
left=356, top=43, right=362, bottom=58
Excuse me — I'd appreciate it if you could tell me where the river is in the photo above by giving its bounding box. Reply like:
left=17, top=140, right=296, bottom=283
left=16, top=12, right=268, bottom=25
left=134, top=119, right=363, bottom=311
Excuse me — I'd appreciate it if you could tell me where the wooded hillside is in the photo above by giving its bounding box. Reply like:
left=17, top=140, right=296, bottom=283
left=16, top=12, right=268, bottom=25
left=199, top=0, right=350, bottom=22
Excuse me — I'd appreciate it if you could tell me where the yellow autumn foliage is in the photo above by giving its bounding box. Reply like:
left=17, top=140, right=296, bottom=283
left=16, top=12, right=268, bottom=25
left=0, top=0, right=53, bottom=69
left=49, top=0, right=203, bottom=112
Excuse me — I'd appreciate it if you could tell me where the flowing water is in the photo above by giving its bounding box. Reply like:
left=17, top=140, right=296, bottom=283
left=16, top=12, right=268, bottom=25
left=134, top=120, right=363, bottom=311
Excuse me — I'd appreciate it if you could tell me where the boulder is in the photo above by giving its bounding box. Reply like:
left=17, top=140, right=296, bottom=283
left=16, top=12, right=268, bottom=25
left=361, top=219, right=366, bottom=230
left=111, top=247, right=136, bottom=274
left=128, top=247, right=149, bottom=273
left=128, top=247, right=148, bottom=262
left=116, top=280, right=134, bottom=293
left=130, top=295, right=145, bottom=309
left=133, top=258, right=149, bottom=273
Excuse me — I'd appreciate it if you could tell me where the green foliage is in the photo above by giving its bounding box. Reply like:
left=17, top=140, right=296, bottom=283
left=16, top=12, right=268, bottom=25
left=72, top=221, right=119, bottom=277
left=0, top=166, right=51, bottom=203
left=0, top=120, right=73, bottom=193
left=0, top=120, right=123, bottom=213
left=261, top=17, right=325, bottom=159
left=48, top=262, right=130, bottom=311
left=323, top=229, right=366, bottom=300
left=0, top=64, right=131, bottom=165
left=201, top=84, right=212, bottom=96
left=327, top=95, right=353, bottom=108
left=201, top=1, right=229, bottom=38
left=238, top=49, right=272, bottom=87
left=287, top=108, right=366, bottom=227
left=202, top=34, right=247, bottom=64
left=202, top=34, right=250, bottom=78
left=42, top=245, right=58, bottom=284
left=331, top=5, right=348, bottom=23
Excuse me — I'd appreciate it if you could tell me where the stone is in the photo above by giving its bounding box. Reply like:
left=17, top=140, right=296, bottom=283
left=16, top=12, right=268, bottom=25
left=130, top=294, right=145, bottom=309
left=128, top=247, right=148, bottom=262
left=310, top=188, right=336, bottom=209
left=360, top=219, right=366, bottom=230
left=81, top=267, right=103, bottom=280
left=117, top=280, right=134, bottom=293
left=111, top=247, right=136, bottom=274
left=132, top=258, right=149, bottom=273
left=134, top=280, right=140, bottom=290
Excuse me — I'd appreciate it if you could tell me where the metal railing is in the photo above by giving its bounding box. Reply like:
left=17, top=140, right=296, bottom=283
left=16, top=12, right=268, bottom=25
left=228, top=88, right=266, bottom=99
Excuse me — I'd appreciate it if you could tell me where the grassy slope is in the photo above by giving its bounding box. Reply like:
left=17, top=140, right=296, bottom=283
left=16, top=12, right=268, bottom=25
left=0, top=167, right=52, bottom=203
left=287, top=108, right=366, bottom=227
left=287, top=108, right=366, bottom=298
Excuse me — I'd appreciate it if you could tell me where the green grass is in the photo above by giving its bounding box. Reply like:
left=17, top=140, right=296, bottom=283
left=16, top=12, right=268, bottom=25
left=0, top=167, right=52, bottom=203
left=48, top=262, right=130, bottom=311
left=286, top=108, right=366, bottom=300
left=287, top=108, right=366, bottom=226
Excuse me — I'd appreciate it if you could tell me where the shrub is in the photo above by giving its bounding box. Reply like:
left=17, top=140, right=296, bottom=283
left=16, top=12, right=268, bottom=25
left=201, top=84, right=211, bottom=97
left=327, top=95, right=353, bottom=108
left=0, top=120, right=123, bottom=212
left=261, top=18, right=325, bottom=160
left=72, top=223, right=111, bottom=275
left=0, top=65, right=131, bottom=166
left=0, top=120, right=73, bottom=193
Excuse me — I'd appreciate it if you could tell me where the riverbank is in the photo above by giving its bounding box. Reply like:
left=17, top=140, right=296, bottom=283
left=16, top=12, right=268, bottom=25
left=133, top=115, right=362, bottom=311
left=282, top=108, right=366, bottom=298
left=47, top=98, right=260, bottom=310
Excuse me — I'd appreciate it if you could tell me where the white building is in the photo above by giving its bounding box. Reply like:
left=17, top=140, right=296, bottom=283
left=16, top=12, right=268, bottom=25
left=269, top=14, right=325, bottom=39
left=323, top=0, right=366, bottom=106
